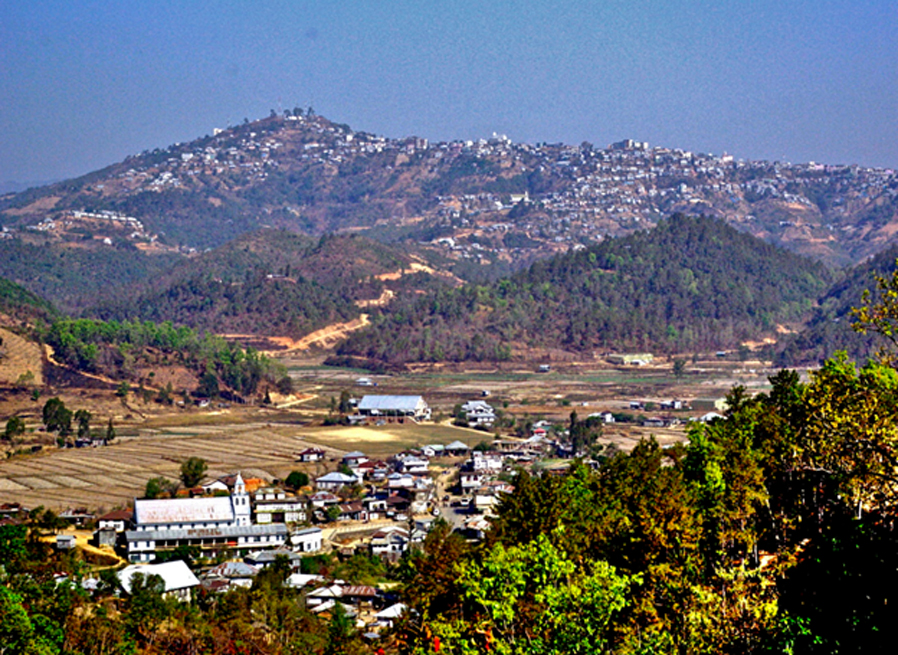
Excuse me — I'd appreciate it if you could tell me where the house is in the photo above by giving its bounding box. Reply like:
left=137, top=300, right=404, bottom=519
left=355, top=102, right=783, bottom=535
left=286, top=573, right=325, bottom=589
left=337, top=502, right=366, bottom=522
left=357, top=395, right=431, bottom=421
left=244, top=547, right=302, bottom=570
left=642, top=417, right=666, bottom=428
left=356, top=460, right=390, bottom=481
left=253, top=487, right=307, bottom=525
left=461, top=400, right=496, bottom=427
left=342, top=451, right=368, bottom=468
left=461, top=472, right=488, bottom=492
left=470, top=451, right=504, bottom=472
left=370, top=526, right=410, bottom=558
left=97, top=509, right=133, bottom=532
left=292, top=527, right=323, bottom=553
left=203, top=561, right=260, bottom=589
left=296, top=447, right=325, bottom=462
left=118, top=560, right=200, bottom=602
left=444, top=440, right=471, bottom=457
left=372, top=603, right=407, bottom=629
left=315, top=471, right=359, bottom=491
left=309, top=491, right=341, bottom=508
left=56, top=534, right=76, bottom=550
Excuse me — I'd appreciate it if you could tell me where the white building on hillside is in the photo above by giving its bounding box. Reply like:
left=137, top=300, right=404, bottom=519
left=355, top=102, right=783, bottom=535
left=125, top=473, right=288, bottom=562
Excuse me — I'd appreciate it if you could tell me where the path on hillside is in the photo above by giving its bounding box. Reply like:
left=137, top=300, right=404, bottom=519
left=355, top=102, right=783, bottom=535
left=223, top=315, right=371, bottom=355
left=0, top=327, right=43, bottom=386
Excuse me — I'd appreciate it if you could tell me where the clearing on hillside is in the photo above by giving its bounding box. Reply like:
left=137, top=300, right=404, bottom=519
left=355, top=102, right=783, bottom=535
left=0, top=327, right=43, bottom=386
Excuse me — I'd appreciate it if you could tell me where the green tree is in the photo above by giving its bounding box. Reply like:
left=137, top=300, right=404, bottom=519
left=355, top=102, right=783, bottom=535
left=285, top=470, right=309, bottom=489
left=42, top=397, right=72, bottom=435
left=3, top=416, right=26, bottom=442
left=104, top=417, right=115, bottom=443
left=144, top=476, right=176, bottom=499
left=673, top=357, right=688, bottom=379
left=180, top=457, right=208, bottom=488
left=74, top=409, right=91, bottom=440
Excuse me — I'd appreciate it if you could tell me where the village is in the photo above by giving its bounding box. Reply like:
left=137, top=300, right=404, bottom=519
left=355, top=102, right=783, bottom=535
left=0, top=374, right=736, bottom=636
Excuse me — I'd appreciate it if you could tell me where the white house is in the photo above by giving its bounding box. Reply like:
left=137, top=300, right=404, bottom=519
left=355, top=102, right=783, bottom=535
left=315, top=471, right=359, bottom=491
left=462, top=400, right=496, bottom=427
left=292, top=527, right=323, bottom=553
left=118, top=560, right=200, bottom=602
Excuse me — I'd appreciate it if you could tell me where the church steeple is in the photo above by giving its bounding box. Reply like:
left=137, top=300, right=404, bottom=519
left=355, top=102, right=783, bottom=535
left=232, top=472, right=251, bottom=526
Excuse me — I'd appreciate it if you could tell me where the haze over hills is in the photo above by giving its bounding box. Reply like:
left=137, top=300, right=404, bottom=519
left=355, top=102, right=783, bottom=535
left=1, top=110, right=896, bottom=281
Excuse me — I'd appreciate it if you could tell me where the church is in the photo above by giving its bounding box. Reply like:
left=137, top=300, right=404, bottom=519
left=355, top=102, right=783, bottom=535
left=125, top=473, right=288, bottom=562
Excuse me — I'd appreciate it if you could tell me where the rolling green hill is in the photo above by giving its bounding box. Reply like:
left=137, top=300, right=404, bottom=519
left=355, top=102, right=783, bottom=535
left=90, top=230, right=455, bottom=338
left=775, top=245, right=898, bottom=366
left=0, top=275, right=57, bottom=323
left=336, top=214, right=832, bottom=365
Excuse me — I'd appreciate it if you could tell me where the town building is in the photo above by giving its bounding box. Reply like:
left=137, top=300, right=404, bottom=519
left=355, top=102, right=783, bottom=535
left=357, top=395, right=431, bottom=421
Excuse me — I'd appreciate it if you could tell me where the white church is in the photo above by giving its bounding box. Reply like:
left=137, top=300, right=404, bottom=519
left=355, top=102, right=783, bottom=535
left=125, top=473, right=288, bottom=562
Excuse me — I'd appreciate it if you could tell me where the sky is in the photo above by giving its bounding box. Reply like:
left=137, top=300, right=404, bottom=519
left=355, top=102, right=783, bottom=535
left=1, top=1, right=897, bottom=185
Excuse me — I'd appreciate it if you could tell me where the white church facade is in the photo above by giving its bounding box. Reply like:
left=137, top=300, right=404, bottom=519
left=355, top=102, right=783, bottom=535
left=125, top=473, right=288, bottom=562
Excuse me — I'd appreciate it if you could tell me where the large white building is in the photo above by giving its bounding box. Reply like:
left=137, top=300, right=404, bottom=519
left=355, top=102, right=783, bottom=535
left=125, top=473, right=288, bottom=562
left=357, top=395, right=431, bottom=421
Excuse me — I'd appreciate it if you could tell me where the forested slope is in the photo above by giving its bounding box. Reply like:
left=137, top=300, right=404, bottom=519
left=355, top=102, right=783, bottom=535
left=337, top=214, right=831, bottom=365
left=91, top=230, right=453, bottom=338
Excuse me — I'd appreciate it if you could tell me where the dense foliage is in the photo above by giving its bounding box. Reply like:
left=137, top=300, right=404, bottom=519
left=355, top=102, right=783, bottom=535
left=0, top=239, right=181, bottom=313
left=338, top=215, right=830, bottom=364
left=90, top=231, right=450, bottom=339
left=398, top=358, right=898, bottom=653
left=40, top=318, right=286, bottom=397
left=776, top=245, right=898, bottom=366
left=0, top=275, right=56, bottom=323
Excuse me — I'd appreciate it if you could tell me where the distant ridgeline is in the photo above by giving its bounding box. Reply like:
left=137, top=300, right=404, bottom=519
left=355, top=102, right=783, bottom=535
left=335, top=215, right=831, bottom=365
left=776, top=244, right=898, bottom=367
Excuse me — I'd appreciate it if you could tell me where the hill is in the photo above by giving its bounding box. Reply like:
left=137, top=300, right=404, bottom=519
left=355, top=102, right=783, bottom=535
left=0, top=275, right=56, bottom=324
left=335, top=214, right=831, bottom=366
left=1, top=111, right=896, bottom=285
left=89, top=230, right=456, bottom=340
left=775, top=246, right=898, bottom=366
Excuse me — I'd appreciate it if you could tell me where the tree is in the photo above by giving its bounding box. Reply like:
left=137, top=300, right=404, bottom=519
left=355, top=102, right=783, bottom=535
left=144, top=476, right=176, bottom=499
left=180, top=457, right=208, bottom=488
left=42, top=397, right=72, bottom=435
left=673, top=357, right=688, bottom=379
left=197, top=370, right=219, bottom=399
left=74, top=409, right=91, bottom=440
left=285, top=470, right=309, bottom=490
left=115, top=381, right=130, bottom=397
left=3, top=416, right=26, bottom=443
left=104, top=418, right=115, bottom=443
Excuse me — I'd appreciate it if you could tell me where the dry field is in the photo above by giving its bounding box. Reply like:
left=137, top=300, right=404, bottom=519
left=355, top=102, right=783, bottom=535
left=0, top=420, right=489, bottom=512
left=0, top=326, right=43, bottom=386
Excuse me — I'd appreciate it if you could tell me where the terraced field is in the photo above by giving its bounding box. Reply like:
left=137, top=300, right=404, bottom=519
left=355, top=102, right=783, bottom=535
left=0, top=423, right=339, bottom=511
left=0, top=421, right=489, bottom=511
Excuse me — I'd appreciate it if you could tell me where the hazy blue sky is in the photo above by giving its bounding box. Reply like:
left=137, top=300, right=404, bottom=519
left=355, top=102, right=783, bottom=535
left=2, top=1, right=896, bottom=184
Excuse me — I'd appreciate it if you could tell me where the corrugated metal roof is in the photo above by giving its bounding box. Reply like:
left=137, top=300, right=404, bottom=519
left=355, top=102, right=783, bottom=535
left=118, top=560, right=200, bottom=593
left=358, top=395, right=424, bottom=412
left=134, top=497, right=235, bottom=525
